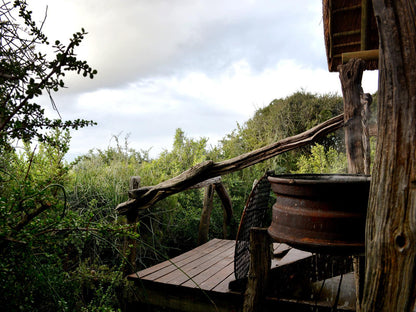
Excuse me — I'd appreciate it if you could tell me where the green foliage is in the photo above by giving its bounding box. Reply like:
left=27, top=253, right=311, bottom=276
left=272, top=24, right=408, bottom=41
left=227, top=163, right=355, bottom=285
left=0, top=131, right=139, bottom=311
left=137, top=129, right=211, bottom=252
left=217, top=91, right=344, bottom=174
left=70, top=135, right=148, bottom=217
left=0, top=0, right=97, bottom=148
left=0, top=71, right=354, bottom=311
left=213, top=91, right=345, bottom=222
left=295, top=143, right=347, bottom=174
left=0, top=2, right=135, bottom=311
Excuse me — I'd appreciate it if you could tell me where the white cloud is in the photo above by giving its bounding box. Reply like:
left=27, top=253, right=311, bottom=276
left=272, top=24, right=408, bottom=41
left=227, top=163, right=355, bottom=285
left=30, top=1, right=379, bottom=161
left=58, top=59, right=378, bottom=161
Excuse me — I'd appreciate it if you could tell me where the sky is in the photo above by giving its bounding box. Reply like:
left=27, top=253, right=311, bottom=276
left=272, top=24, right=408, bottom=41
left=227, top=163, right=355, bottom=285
left=31, top=0, right=379, bottom=160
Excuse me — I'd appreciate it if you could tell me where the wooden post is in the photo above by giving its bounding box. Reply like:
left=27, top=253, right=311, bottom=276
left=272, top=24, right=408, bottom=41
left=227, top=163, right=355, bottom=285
left=361, top=1, right=416, bottom=311
left=339, top=58, right=366, bottom=174
left=243, top=227, right=271, bottom=312
left=198, top=184, right=215, bottom=245
left=361, top=92, right=372, bottom=175
left=339, top=58, right=369, bottom=311
left=123, top=176, right=141, bottom=275
left=214, top=182, right=233, bottom=238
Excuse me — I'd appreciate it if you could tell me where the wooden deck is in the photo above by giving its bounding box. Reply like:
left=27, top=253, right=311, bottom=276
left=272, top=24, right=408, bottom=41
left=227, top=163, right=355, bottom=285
left=127, top=238, right=356, bottom=312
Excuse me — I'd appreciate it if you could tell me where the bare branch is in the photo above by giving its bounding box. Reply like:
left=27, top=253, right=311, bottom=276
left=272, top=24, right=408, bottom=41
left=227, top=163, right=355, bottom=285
left=117, top=114, right=344, bottom=214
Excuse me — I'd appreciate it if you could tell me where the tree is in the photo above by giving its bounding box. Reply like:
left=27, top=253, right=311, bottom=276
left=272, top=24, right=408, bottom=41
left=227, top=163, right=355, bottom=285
left=221, top=91, right=344, bottom=172
left=0, top=0, right=97, bottom=149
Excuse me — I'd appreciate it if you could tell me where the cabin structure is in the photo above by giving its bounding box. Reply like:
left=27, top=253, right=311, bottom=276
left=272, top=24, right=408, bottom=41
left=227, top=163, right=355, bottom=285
left=119, top=1, right=416, bottom=311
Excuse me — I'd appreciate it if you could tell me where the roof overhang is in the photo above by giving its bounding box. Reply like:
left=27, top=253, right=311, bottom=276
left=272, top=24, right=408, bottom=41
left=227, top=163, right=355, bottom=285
left=323, top=0, right=379, bottom=72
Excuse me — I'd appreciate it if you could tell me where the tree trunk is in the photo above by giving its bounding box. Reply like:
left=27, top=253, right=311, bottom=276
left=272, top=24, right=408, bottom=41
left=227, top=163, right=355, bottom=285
left=361, top=1, right=416, bottom=311
left=339, top=58, right=366, bottom=174
left=339, top=58, right=369, bottom=310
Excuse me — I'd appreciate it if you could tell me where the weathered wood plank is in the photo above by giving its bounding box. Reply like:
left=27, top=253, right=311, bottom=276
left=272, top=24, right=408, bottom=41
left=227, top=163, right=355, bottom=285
left=188, top=176, right=222, bottom=189
left=212, top=271, right=236, bottom=293
left=156, top=241, right=234, bottom=285
left=129, top=238, right=225, bottom=279
left=181, top=253, right=234, bottom=288
left=144, top=239, right=231, bottom=281
left=201, top=263, right=235, bottom=291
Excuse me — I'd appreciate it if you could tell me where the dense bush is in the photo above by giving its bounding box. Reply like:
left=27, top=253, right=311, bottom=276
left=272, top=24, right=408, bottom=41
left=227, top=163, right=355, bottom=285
left=0, top=131, right=140, bottom=311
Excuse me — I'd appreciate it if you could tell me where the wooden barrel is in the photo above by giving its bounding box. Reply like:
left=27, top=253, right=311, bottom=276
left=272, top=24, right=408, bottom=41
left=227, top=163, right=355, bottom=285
left=267, top=174, right=370, bottom=254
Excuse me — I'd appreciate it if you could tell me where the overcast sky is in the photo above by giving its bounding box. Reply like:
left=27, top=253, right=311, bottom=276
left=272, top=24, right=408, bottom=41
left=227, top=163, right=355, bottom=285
left=32, top=0, right=378, bottom=160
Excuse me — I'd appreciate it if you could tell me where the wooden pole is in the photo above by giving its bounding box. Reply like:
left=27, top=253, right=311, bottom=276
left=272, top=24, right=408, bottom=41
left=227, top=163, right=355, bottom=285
left=360, top=0, right=371, bottom=51
left=214, top=182, right=233, bottom=238
left=339, top=58, right=366, bottom=174
left=361, top=1, right=416, bottom=311
left=243, top=227, right=272, bottom=312
left=123, top=176, right=141, bottom=275
left=198, top=184, right=215, bottom=245
left=338, top=58, right=369, bottom=311
left=361, top=92, right=372, bottom=175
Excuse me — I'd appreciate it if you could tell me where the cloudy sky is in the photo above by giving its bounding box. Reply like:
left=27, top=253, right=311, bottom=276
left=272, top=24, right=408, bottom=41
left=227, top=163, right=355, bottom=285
left=31, top=0, right=378, bottom=160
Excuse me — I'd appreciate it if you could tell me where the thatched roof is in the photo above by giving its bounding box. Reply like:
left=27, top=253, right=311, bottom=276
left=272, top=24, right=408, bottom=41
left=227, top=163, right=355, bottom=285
left=323, top=0, right=379, bottom=72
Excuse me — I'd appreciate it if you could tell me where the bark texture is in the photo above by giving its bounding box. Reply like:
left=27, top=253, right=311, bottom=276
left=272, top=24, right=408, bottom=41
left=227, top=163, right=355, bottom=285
left=243, top=228, right=271, bottom=312
left=339, top=58, right=370, bottom=310
left=198, top=184, right=215, bottom=245
left=362, top=1, right=416, bottom=310
left=339, top=58, right=366, bottom=174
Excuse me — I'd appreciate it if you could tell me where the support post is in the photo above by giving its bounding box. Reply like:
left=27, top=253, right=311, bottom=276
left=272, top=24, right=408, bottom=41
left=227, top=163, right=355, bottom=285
left=123, top=176, right=141, bottom=275
left=243, top=227, right=272, bottom=312
left=362, top=1, right=416, bottom=310
left=198, top=184, right=215, bottom=245
left=339, top=58, right=366, bottom=174
left=361, top=92, right=372, bottom=175
left=339, top=58, right=369, bottom=311
left=214, top=182, right=233, bottom=238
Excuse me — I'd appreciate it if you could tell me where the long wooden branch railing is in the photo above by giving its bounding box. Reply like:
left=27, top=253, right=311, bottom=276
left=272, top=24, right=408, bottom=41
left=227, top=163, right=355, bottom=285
left=116, top=113, right=344, bottom=215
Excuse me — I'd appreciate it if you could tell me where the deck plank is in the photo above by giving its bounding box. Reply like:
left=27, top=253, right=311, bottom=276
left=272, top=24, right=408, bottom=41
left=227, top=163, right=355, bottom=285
left=156, top=240, right=235, bottom=285
left=181, top=251, right=234, bottom=288
left=133, top=239, right=228, bottom=280
left=131, top=238, right=223, bottom=278
left=198, top=258, right=235, bottom=290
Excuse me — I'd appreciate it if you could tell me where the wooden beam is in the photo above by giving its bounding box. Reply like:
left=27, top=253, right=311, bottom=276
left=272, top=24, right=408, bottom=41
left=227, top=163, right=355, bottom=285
left=188, top=176, right=222, bottom=189
left=117, top=114, right=344, bottom=213
left=360, top=0, right=371, bottom=50
left=342, top=50, right=379, bottom=64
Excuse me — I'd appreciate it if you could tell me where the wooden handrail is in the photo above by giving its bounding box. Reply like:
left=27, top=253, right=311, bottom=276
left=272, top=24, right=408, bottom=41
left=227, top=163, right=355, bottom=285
left=116, top=113, right=345, bottom=215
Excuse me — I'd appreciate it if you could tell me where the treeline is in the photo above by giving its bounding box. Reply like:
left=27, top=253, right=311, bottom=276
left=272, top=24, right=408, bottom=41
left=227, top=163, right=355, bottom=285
left=1, top=89, right=356, bottom=311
